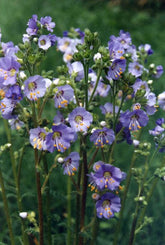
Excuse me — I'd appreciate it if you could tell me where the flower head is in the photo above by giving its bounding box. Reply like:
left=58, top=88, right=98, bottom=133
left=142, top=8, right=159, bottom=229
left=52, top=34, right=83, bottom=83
left=24, top=75, right=47, bottom=100
left=54, top=85, right=74, bottom=108
left=90, top=127, right=115, bottom=147
left=62, top=152, right=80, bottom=176
left=68, top=107, right=93, bottom=133
left=38, top=35, right=51, bottom=50
left=30, top=127, right=47, bottom=151
left=128, top=62, right=143, bottom=78
left=120, top=106, right=149, bottom=131
left=107, top=59, right=126, bottom=80
left=40, top=16, right=55, bottom=32
left=96, top=192, right=121, bottom=219
left=46, top=124, right=75, bottom=153
left=88, top=161, right=126, bottom=191
left=0, top=56, right=20, bottom=86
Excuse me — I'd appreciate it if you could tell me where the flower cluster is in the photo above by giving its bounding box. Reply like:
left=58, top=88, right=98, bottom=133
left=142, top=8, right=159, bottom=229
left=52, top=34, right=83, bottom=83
left=89, top=161, right=126, bottom=219
left=0, top=14, right=164, bottom=230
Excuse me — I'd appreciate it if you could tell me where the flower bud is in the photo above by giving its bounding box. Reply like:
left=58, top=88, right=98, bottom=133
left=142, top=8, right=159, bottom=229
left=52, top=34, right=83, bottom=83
left=58, top=157, right=64, bottom=163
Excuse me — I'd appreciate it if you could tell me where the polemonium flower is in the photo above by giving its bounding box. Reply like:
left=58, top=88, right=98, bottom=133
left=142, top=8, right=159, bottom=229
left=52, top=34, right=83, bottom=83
left=0, top=98, right=16, bottom=119
left=46, top=124, right=75, bottom=153
left=54, top=85, right=74, bottom=108
left=88, top=162, right=126, bottom=191
left=29, top=127, right=47, bottom=150
left=139, top=44, right=153, bottom=55
left=116, top=121, right=132, bottom=145
left=108, top=40, right=125, bottom=60
left=110, top=30, right=132, bottom=50
left=40, top=16, right=55, bottom=32
left=128, top=62, right=143, bottom=78
left=100, top=102, right=119, bottom=115
left=5, top=85, right=23, bottom=102
left=1, top=41, right=19, bottom=59
left=158, top=92, right=165, bottom=110
left=90, top=127, right=115, bottom=147
left=67, top=61, right=84, bottom=81
left=0, top=56, right=20, bottom=86
left=26, top=15, right=38, bottom=36
left=96, top=192, right=121, bottom=219
left=57, top=37, right=73, bottom=53
left=132, top=79, right=150, bottom=95
left=97, top=81, right=110, bottom=97
left=62, top=152, right=80, bottom=176
left=53, top=111, right=65, bottom=125
left=107, top=59, right=126, bottom=80
left=149, top=118, right=165, bottom=136
left=24, top=75, right=47, bottom=100
left=68, top=107, right=93, bottom=133
left=153, top=65, right=163, bottom=79
left=9, top=116, right=24, bottom=130
left=120, top=105, right=149, bottom=131
left=38, top=35, right=51, bottom=50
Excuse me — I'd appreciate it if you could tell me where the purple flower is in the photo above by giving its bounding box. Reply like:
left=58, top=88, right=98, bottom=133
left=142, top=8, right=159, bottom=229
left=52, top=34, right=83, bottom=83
left=120, top=106, right=149, bottom=131
left=107, top=59, right=126, bottom=80
left=48, top=34, right=57, bottom=46
left=68, top=107, right=93, bottom=133
left=108, top=40, right=125, bottom=60
left=128, top=62, right=143, bottom=78
left=67, top=61, right=84, bottom=81
left=0, top=98, right=16, bottom=119
left=97, top=81, right=110, bottom=97
left=1, top=41, right=19, bottom=59
left=149, top=125, right=164, bottom=136
left=26, top=15, right=38, bottom=36
left=24, top=75, right=47, bottom=100
left=139, top=44, right=153, bottom=55
left=0, top=56, right=20, bottom=86
left=132, top=79, right=150, bottom=95
left=40, top=16, right=55, bottom=32
left=54, top=85, right=74, bottom=108
left=110, top=30, right=132, bottom=50
left=116, top=122, right=133, bottom=145
left=96, top=192, right=121, bottom=219
left=53, top=111, right=65, bottom=125
left=9, top=116, right=24, bottom=130
left=158, top=92, right=165, bottom=110
left=88, top=161, right=126, bottom=191
left=100, top=102, right=119, bottom=115
left=90, top=127, right=115, bottom=147
left=38, top=35, right=51, bottom=50
left=46, top=124, right=75, bottom=153
left=29, top=127, right=47, bottom=150
left=5, top=85, right=23, bottom=102
left=62, top=152, right=80, bottom=176
left=153, top=65, right=163, bottom=79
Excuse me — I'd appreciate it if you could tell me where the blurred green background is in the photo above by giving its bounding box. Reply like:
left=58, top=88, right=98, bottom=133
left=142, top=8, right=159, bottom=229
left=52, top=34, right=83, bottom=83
left=0, top=0, right=165, bottom=244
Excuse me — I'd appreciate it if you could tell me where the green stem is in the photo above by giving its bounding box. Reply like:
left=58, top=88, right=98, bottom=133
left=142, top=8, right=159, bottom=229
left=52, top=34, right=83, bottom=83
left=113, top=152, right=137, bottom=245
left=134, top=157, right=165, bottom=242
left=90, top=209, right=99, bottom=245
left=83, top=63, right=89, bottom=110
left=88, top=68, right=102, bottom=105
left=3, top=119, right=28, bottom=245
left=79, top=135, right=88, bottom=245
left=0, top=167, right=15, bottom=245
left=67, top=176, right=72, bottom=245
left=43, top=154, right=52, bottom=245
left=88, top=147, right=99, bottom=169
left=74, top=155, right=82, bottom=245
left=34, top=149, right=44, bottom=245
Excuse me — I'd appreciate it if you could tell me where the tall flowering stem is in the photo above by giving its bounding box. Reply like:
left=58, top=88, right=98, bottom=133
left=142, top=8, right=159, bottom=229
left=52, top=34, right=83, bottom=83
left=3, top=119, right=29, bottom=245
left=34, top=148, right=44, bottom=245
left=113, top=152, right=137, bottom=245
left=0, top=166, right=15, bottom=245
left=79, top=135, right=88, bottom=245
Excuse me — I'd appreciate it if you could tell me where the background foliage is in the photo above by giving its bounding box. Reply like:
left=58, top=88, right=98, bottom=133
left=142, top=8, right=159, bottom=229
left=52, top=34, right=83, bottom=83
left=0, top=0, right=165, bottom=244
